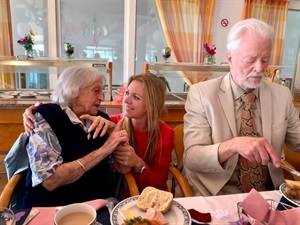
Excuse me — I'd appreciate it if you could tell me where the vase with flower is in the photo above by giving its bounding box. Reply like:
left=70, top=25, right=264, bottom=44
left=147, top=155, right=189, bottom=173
left=162, top=47, right=171, bottom=63
left=203, top=43, right=216, bottom=65
left=64, top=42, right=75, bottom=59
left=17, top=29, right=35, bottom=59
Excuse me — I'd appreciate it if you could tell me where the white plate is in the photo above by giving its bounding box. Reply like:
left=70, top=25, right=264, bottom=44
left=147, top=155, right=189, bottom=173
left=0, top=94, right=15, bottom=99
left=279, top=183, right=300, bottom=206
left=36, top=91, right=51, bottom=95
left=19, top=92, right=37, bottom=98
left=110, top=196, right=191, bottom=225
left=6, top=91, right=21, bottom=96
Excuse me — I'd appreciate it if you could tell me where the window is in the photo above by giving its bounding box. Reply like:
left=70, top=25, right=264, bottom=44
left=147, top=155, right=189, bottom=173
left=281, top=9, right=300, bottom=90
left=60, top=0, right=124, bottom=85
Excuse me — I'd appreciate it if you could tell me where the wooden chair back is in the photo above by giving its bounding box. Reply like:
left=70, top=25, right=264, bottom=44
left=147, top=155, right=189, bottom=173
left=0, top=173, right=24, bottom=208
left=173, top=123, right=184, bottom=165
left=124, top=123, right=193, bottom=197
left=284, top=144, right=300, bottom=172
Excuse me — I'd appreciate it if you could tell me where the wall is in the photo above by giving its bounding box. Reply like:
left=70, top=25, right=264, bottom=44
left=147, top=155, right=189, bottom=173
left=210, top=0, right=300, bottom=84
left=212, top=0, right=244, bottom=64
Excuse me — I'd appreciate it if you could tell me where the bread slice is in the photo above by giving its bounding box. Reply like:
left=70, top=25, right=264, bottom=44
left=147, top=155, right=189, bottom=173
left=285, top=180, right=300, bottom=190
left=137, top=187, right=173, bottom=213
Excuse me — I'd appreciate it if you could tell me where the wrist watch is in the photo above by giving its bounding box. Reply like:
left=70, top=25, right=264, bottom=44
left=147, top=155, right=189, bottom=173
left=137, top=164, right=146, bottom=174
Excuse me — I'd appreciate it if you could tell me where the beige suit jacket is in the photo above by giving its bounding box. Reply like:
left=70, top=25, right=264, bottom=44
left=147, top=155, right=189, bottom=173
left=183, top=73, right=300, bottom=196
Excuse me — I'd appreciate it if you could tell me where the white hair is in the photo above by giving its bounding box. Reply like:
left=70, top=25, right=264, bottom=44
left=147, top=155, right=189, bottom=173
left=227, top=18, right=274, bottom=52
left=51, top=66, right=106, bottom=106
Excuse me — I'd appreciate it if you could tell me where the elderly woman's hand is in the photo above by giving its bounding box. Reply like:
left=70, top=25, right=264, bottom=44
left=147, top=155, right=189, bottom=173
left=23, top=101, right=42, bottom=135
left=100, top=118, right=129, bottom=155
left=80, top=114, right=116, bottom=138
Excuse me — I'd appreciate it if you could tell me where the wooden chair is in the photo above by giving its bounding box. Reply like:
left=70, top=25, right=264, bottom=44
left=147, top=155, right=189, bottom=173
left=283, top=144, right=300, bottom=172
left=124, top=123, right=193, bottom=197
left=0, top=172, right=26, bottom=209
left=281, top=144, right=300, bottom=181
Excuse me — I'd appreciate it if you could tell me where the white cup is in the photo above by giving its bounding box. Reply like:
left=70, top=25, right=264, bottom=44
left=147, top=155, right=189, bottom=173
left=0, top=207, right=15, bottom=225
left=54, top=203, right=97, bottom=225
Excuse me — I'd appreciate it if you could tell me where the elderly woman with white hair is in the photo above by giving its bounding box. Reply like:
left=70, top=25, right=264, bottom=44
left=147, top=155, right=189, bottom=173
left=22, top=66, right=128, bottom=208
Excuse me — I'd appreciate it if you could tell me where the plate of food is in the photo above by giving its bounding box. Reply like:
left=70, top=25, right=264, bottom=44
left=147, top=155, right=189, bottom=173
left=110, top=187, right=191, bottom=225
left=279, top=180, right=300, bottom=207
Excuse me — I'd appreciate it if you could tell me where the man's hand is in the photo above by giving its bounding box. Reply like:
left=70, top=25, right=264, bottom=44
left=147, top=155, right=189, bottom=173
left=219, top=136, right=281, bottom=168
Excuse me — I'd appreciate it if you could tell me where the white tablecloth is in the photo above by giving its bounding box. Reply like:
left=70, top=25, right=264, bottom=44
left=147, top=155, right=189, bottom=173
left=175, top=190, right=282, bottom=224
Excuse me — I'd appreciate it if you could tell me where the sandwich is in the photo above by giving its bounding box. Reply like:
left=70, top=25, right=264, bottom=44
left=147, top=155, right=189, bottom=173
left=284, top=180, right=300, bottom=200
left=137, top=187, right=173, bottom=213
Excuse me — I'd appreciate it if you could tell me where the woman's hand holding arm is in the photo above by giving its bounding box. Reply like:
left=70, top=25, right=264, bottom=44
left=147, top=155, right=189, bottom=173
left=23, top=102, right=42, bottom=135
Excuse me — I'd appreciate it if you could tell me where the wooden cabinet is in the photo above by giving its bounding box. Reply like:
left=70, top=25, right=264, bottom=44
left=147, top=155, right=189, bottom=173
left=0, top=101, right=185, bottom=153
left=0, top=108, right=26, bottom=153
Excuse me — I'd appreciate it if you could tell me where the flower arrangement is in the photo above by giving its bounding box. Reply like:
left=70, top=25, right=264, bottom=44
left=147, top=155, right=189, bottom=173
left=203, top=43, right=216, bottom=64
left=64, top=42, right=74, bottom=58
left=17, top=29, right=35, bottom=51
left=162, top=47, right=171, bottom=63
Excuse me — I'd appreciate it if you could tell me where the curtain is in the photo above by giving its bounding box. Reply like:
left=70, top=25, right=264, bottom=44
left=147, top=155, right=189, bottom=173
left=155, top=0, right=215, bottom=85
left=0, top=0, right=13, bottom=56
left=243, top=0, right=289, bottom=65
left=0, top=0, right=15, bottom=90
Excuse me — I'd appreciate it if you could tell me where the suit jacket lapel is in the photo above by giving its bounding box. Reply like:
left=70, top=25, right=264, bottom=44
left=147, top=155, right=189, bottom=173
left=219, top=74, right=238, bottom=137
left=259, top=82, right=272, bottom=142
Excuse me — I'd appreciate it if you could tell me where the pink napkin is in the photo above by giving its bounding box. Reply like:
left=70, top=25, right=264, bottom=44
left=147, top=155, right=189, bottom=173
left=240, top=189, right=300, bottom=225
left=28, top=199, right=108, bottom=225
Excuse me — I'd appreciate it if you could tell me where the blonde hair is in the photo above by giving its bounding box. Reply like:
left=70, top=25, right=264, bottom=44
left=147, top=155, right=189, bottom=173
left=122, top=73, right=166, bottom=164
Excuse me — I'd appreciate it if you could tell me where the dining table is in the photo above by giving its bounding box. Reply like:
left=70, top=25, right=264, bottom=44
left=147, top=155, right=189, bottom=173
left=175, top=190, right=283, bottom=224
left=14, top=190, right=296, bottom=225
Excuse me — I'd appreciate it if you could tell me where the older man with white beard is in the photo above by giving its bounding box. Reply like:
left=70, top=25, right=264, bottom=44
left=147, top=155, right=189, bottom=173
left=182, top=18, right=300, bottom=196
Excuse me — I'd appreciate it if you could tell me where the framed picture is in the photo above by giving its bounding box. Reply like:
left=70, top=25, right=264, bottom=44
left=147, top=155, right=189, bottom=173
left=280, top=78, right=292, bottom=90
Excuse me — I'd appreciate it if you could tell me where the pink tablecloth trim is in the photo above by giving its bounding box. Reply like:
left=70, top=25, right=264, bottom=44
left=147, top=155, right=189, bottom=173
left=28, top=199, right=108, bottom=225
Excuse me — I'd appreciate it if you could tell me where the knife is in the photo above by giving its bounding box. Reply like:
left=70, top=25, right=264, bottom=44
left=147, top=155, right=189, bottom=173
left=281, top=163, right=300, bottom=177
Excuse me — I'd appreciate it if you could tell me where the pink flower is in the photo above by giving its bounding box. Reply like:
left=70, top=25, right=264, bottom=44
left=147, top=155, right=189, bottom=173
left=17, top=30, right=35, bottom=50
left=203, top=43, right=216, bottom=56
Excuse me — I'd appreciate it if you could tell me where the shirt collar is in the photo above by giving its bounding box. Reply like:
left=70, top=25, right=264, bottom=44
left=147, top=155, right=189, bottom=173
left=60, top=105, right=89, bottom=133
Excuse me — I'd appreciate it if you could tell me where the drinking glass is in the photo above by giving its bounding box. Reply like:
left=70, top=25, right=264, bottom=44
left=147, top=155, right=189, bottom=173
left=0, top=207, right=15, bottom=225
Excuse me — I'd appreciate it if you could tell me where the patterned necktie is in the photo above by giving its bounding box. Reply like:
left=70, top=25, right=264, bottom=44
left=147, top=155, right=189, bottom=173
left=237, top=93, right=263, bottom=192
